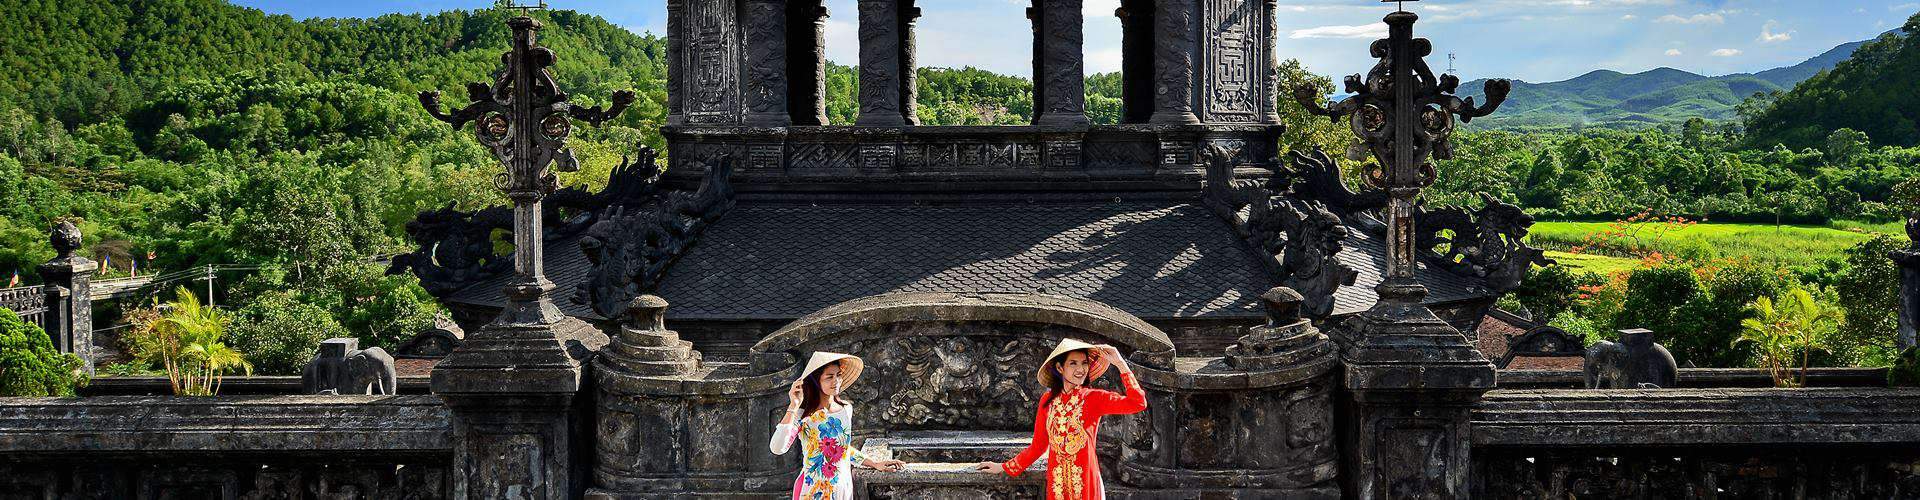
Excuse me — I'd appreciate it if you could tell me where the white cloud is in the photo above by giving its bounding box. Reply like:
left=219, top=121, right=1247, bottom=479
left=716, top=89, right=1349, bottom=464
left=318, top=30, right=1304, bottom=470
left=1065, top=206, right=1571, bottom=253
left=1711, top=48, right=1742, bottom=57
left=1893, top=3, right=1919, bottom=12
left=1288, top=24, right=1388, bottom=40
left=1665, top=48, right=1683, bottom=56
left=1654, top=13, right=1724, bottom=24
left=1621, top=14, right=1636, bottom=20
left=1758, top=20, right=1792, bottom=43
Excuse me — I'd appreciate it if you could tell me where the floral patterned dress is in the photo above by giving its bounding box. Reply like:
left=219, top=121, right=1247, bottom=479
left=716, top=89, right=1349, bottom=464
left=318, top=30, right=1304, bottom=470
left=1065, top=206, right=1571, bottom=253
left=1000, top=372, right=1147, bottom=500
left=770, top=404, right=872, bottom=500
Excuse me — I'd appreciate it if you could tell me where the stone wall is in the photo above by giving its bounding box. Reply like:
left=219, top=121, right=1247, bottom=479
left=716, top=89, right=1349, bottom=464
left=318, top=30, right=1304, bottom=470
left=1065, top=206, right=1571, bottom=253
left=1470, top=387, right=1920, bottom=497
left=0, top=395, right=452, bottom=498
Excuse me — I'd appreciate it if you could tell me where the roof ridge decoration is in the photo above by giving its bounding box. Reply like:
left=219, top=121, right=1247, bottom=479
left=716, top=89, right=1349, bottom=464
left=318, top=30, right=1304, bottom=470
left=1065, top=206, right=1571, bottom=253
left=389, top=146, right=735, bottom=302
left=572, top=151, right=737, bottom=319
left=1203, top=144, right=1358, bottom=321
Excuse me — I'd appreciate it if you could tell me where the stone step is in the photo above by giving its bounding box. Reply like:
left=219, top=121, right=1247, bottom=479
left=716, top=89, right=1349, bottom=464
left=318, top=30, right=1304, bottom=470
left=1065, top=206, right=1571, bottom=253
left=863, top=430, right=1044, bottom=465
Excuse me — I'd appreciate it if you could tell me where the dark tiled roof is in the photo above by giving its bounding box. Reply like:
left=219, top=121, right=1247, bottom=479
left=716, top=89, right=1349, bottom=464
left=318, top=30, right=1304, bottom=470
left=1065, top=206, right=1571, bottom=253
left=447, top=200, right=1492, bottom=321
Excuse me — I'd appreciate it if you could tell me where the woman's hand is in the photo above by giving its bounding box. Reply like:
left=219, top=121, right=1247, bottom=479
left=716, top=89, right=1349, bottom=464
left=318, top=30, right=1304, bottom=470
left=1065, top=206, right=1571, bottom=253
left=862, top=458, right=907, bottom=472
left=1096, top=344, right=1131, bottom=374
left=782, top=379, right=804, bottom=423
left=972, top=461, right=1005, bottom=474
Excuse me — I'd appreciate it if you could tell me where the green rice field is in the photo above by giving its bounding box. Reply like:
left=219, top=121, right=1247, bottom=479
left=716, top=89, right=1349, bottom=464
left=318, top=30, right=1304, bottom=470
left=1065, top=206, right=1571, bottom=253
left=1526, top=220, right=1910, bottom=274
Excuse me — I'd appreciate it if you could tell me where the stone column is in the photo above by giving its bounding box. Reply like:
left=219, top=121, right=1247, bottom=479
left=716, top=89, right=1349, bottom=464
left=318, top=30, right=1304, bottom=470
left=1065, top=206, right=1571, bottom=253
left=666, top=0, right=686, bottom=126
left=1030, top=0, right=1088, bottom=128
left=1261, top=0, right=1281, bottom=124
left=856, top=0, right=918, bottom=126
left=1150, top=0, right=1199, bottom=124
left=743, top=0, right=791, bottom=127
left=789, top=0, right=830, bottom=125
left=1895, top=214, right=1919, bottom=350
left=37, top=220, right=95, bottom=375
left=1117, top=0, right=1156, bottom=124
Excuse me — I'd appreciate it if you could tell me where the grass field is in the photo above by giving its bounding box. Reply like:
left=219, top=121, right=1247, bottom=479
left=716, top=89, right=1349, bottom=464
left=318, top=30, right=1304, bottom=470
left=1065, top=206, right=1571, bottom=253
left=1527, top=220, right=1909, bottom=274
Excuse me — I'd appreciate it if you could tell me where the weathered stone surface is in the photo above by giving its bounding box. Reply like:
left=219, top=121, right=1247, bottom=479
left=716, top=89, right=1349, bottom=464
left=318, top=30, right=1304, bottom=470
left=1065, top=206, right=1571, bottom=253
left=1472, top=387, right=1920, bottom=446
left=0, top=395, right=450, bottom=453
left=38, top=219, right=96, bottom=374
left=1894, top=212, right=1919, bottom=350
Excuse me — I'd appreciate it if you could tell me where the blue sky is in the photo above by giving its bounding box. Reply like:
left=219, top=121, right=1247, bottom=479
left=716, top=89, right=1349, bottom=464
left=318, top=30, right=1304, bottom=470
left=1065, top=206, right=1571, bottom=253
left=232, top=0, right=1914, bottom=84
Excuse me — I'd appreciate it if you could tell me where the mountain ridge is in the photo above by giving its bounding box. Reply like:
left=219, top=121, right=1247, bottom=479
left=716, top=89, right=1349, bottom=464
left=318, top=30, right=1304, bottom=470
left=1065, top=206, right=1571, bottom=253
left=1461, top=32, right=1894, bottom=130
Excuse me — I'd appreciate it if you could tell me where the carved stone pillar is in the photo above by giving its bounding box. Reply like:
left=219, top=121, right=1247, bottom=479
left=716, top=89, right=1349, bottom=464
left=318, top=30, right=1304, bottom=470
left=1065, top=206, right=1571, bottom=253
left=37, top=221, right=94, bottom=375
left=666, top=0, right=686, bottom=125
left=856, top=0, right=919, bottom=126
left=743, top=0, right=791, bottom=127
left=789, top=0, right=830, bottom=125
left=1030, top=0, right=1088, bottom=128
left=1150, top=0, right=1199, bottom=124
left=1895, top=214, right=1920, bottom=350
left=1117, top=0, right=1156, bottom=124
left=1261, top=0, right=1280, bottom=124
left=683, top=0, right=744, bottom=124
left=1194, top=0, right=1269, bottom=124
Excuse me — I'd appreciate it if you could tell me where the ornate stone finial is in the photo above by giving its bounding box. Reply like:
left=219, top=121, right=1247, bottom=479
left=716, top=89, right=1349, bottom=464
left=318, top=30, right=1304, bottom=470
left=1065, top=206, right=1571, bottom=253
left=1292, top=10, right=1507, bottom=293
left=1259, top=286, right=1304, bottom=328
left=49, top=219, right=80, bottom=259
left=626, top=295, right=670, bottom=331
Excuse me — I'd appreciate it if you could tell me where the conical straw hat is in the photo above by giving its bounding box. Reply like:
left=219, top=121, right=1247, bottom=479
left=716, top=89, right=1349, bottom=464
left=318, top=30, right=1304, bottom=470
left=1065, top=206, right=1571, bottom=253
left=1036, top=338, right=1112, bottom=387
left=799, top=351, right=864, bottom=390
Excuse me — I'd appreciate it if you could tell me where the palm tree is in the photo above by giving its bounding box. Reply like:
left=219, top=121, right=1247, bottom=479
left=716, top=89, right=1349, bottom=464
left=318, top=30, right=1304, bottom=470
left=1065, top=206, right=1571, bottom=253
left=148, top=286, right=251, bottom=395
left=1737, top=288, right=1837, bottom=388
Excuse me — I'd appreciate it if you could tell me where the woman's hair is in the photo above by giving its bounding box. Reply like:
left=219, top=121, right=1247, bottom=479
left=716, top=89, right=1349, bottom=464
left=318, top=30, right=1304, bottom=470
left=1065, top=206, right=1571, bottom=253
left=800, top=360, right=849, bottom=417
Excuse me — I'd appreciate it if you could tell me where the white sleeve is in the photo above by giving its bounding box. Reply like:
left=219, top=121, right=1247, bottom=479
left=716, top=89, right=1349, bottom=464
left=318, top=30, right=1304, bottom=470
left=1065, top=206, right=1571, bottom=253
left=770, top=421, right=799, bottom=455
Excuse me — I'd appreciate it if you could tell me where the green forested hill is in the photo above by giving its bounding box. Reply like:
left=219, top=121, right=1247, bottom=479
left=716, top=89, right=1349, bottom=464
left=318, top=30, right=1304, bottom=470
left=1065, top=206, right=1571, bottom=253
left=1744, top=15, right=1920, bottom=149
left=1457, top=33, right=1887, bottom=131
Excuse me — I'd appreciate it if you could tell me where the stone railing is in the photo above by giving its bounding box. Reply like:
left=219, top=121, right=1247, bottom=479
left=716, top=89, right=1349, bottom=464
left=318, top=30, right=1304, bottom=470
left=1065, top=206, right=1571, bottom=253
left=0, top=395, right=452, bottom=497
left=1469, top=387, right=1920, bottom=497
left=0, top=284, right=48, bottom=327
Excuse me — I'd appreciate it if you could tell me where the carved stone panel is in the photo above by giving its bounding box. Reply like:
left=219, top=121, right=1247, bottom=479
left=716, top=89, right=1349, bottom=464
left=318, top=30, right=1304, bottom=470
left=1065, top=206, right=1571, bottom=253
left=1201, top=0, right=1262, bottom=123
left=742, top=0, right=789, bottom=123
left=687, top=0, right=741, bottom=124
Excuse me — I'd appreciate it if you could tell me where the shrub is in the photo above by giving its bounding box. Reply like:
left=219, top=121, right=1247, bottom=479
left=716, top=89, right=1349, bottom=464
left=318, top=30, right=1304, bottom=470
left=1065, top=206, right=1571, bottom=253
left=0, top=309, right=87, bottom=396
left=228, top=291, right=347, bottom=375
left=1738, top=288, right=1839, bottom=387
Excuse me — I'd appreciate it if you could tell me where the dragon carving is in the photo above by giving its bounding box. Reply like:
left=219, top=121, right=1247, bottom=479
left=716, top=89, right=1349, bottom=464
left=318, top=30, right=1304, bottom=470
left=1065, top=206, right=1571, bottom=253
left=572, top=151, right=737, bottom=319
left=1204, top=145, right=1358, bottom=320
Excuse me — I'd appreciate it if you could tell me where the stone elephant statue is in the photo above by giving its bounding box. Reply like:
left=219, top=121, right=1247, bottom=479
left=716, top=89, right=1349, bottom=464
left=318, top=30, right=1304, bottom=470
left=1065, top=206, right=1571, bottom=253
left=1584, top=328, right=1678, bottom=389
left=302, top=338, right=398, bottom=395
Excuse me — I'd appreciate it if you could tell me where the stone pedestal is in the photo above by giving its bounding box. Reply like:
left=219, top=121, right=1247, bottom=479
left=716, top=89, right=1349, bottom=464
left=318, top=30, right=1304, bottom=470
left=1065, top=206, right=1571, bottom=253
left=590, top=296, right=791, bottom=498
left=1030, top=0, right=1088, bottom=128
left=38, top=221, right=95, bottom=375
left=1335, top=282, right=1496, bottom=499
left=433, top=306, right=608, bottom=498
left=1115, top=287, right=1342, bottom=498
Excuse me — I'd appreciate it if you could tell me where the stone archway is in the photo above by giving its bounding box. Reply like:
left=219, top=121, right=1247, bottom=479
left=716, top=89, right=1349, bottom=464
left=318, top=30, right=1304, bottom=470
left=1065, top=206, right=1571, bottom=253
left=748, top=291, right=1175, bottom=433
